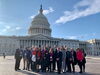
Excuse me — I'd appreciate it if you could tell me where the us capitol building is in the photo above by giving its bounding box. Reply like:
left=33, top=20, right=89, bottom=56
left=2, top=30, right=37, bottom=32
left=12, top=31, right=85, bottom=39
left=0, top=5, right=100, bottom=56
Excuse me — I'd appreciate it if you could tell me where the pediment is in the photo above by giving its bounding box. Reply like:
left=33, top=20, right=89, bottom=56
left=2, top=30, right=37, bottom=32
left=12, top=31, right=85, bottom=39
left=29, top=34, right=52, bottom=40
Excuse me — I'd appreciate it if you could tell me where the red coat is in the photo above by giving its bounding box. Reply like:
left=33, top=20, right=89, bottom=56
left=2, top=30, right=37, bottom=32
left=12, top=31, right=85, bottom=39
left=76, top=50, right=84, bottom=61
left=32, top=50, right=36, bottom=55
left=37, top=51, right=41, bottom=57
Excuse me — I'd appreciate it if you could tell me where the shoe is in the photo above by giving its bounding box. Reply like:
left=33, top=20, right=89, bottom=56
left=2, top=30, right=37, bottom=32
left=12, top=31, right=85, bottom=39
left=58, top=72, right=61, bottom=74
left=15, top=69, right=17, bottom=71
left=18, top=69, right=21, bottom=70
left=66, top=70, right=69, bottom=72
left=83, top=69, right=85, bottom=72
left=28, top=69, right=30, bottom=71
left=79, top=71, right=82, bottom=73
left=73, top=71, right=75, bottom=73
left=63, top=72, right=66, bottom=73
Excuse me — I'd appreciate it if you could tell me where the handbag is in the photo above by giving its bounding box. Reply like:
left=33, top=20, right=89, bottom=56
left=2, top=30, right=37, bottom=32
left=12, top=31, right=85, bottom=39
left=31, top=55, right=36, bottom=62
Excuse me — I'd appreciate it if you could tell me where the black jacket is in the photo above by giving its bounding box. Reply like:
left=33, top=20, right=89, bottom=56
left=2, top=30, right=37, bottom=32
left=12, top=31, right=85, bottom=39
left=15, top=49, right=21, bottom=60
left=56, top=51, right=62, bottom=62
left=70, top=51, right=77, bottom=64
left=66, top=51, right=72, bottom=62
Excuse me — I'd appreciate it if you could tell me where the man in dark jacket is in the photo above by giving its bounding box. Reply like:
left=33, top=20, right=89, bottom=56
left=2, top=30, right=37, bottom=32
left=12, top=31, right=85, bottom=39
left=56, top=47, right=62, bottom=74
left=66, top=48, right=72, bottom=73
left=26, top=47, right=32, bottom=71
left=45, top=50, right=50, bottom=72
left=15, top=49, right=22, bottom=71
left=41, top=47, right=47, bottom=72
left=70, top=48, right=77, bottom=73
left=81, top=48, right=86, bottom=72
left=53, top=45, right=57, bottom=71
left=19, top=47, right=23, bottom=69
left=23, top=47, right=28, bottom=70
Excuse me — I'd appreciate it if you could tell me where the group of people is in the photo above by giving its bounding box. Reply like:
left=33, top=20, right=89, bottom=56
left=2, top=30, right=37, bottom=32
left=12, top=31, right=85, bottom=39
left=14, top=45, right=86, bottom=74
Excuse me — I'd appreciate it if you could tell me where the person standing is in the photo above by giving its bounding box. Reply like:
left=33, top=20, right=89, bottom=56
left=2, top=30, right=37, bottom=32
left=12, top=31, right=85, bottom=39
left=41, top=47, right=47, bottom=72
left=76, top=48, right=84, bottom=73
left=56, top=47, right=62, bottom=74
left=61, top=46, right=66, bottom=73
left=81, top=48, right=86, bottom=72
left=31, top=47, right=37, bottom=71
left=45, top=49, right=50, bottom=72
left=3, top=53, right=6, bottom=59
left=70, top=48, right=77, bottom=73
left=26, top=47, right=32, bottom=71
left=49, top=48, right=53, bottom=72
left=23, top=47, right=28, bottom=70
left=36, top=47, right=41, bottom=72
left=19, top=47, right=23, bottom=69
left=66, top=48, right=72, bottom=73
left=15, top=49, right=21, bottom=71
left=53, top=45, right=57, bottom=72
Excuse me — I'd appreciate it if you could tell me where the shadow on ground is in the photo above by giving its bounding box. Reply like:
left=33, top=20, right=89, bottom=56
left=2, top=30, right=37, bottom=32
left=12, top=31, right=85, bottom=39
left=17, top=70, right=100, bottom=75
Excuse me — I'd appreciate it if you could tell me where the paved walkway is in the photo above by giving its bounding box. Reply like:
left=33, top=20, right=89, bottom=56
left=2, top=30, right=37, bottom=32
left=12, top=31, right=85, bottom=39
left=0, top=56, right=100, bottom=75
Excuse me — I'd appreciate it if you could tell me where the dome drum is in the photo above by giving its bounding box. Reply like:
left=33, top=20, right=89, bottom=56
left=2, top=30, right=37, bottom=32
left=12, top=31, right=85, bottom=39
left=28, top=5, right=52, bottom=37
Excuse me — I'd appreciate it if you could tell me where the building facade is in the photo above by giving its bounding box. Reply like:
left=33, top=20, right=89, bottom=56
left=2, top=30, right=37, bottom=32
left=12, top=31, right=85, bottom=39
left=0, top=36, right=19, bottom=55
left=86, top=39, right=100, bottom=56
left=0, top=5, right=100, bottom=56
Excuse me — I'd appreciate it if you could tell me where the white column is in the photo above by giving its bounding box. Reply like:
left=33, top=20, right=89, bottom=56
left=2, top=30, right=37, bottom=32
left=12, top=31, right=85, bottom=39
left=50, top=41, right=51, bottom=46
left=23, top=40, right=25, bottom=48
left=42, top=29, right=43, bottom=33
left=49, top=41, right=50, bottom=47
left=27, top=40, right=29, bottom=47
left=45, top=40, right=46, bottom=46
left=55, top=41, right=56, bottom=46
left=31, top=40, right=32, bottom=46
left=39, top=40, right=41, bottom=46
left=43, top=40, right=45, bottom=46
left=34, top=40, right=36, bottom=46
left=32, top=40, right=34, bottom=47
left=24, top=40, right=26, bottom=48
left=40, top=40, right=42, bottom=46
left=41, top=40, right=42, bottom=47
left=43, top=40, right=44, bottom=46
left=33, top=40, right=34, bottom=46
left=37, top=40, right=39, bottom=47
left=30, top=40, right=32, bottom=47
left=26, top=40, right=28, bottom=47
left=36, top=40, right=38, bottom=46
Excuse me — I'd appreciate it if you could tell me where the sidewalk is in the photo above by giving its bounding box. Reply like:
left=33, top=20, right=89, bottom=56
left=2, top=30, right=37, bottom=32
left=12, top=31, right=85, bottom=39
left=86, top=56, right=100, bottom=60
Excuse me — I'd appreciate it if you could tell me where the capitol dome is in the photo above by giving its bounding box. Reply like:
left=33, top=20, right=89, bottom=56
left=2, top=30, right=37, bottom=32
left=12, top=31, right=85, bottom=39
left=28, top=5, right=52, bottom=37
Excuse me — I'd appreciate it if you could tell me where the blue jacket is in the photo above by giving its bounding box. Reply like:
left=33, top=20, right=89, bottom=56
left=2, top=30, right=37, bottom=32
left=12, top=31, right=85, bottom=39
left=26, top=50, right=32, bottom=60
left=23, top=50, right=28, bottom=58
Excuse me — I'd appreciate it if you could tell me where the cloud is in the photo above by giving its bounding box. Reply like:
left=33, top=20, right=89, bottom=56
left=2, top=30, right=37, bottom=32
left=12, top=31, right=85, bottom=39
left=0, top=21, right=22, bottom=35
left=30, top=15, right=35, bottom=19
left=66, top=36, right=78, bottom=39
left=15, top=27, right=21, bottom=30
left=56, top=0, right=100, bottom=24
left=43, top=7, right=54, bottom=15
left=0, top=21, right=5, bottom=24
left=66, top=33, right=97, bottom=40
left=30, top=7, right=54, bottom=19
left=2, top=26, right=22, bottom=33
left=6, top=26, right=11, bottom=29
left=66, top=35, right=85, bottom=39
left=2, top=26, right=11, bottom=32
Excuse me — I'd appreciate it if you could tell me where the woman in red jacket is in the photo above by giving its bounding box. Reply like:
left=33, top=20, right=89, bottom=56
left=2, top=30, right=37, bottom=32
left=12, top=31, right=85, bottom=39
left=36, top=47, right=41, bottom=72
left=76, top=48, right=84, bottom=73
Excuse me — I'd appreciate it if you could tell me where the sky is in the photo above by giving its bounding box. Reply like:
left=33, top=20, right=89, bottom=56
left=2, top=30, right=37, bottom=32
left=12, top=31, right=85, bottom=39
left=0, top=0, right=100, bottom=41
